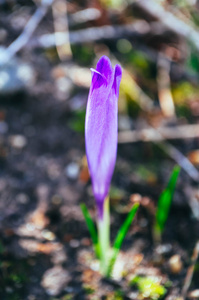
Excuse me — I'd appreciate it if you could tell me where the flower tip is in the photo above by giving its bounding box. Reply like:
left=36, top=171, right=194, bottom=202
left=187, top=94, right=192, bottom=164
left=115, top=64, right=122, bottom=77
left=112, top=64, right=122, bottom=97
left=97, top=55, right=112, bottom=65
left=95, top=55, right=113, bottom=76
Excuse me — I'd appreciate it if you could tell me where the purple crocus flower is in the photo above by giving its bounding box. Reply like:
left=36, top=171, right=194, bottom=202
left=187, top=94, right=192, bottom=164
left=85, top=56, right=122, bottom=219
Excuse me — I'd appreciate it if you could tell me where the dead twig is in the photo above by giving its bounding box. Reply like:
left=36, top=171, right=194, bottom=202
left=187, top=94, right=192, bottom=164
left=28, top=21, right=152, bottom=48
left=157, top=140, right=199, bottom=182
left=181, top=240, right=199, bottom=299
left=52, top=0, right=72, bottom=60
left=0, top=0, right=53, bottom=65
left=118, top=124, right=199, bottom=182
left=133, top=0, right=199, bottom=51
left=118, top=124, right=199, bottom=144
left=68, top=8, right=101, bottom=26
left=184, top=187, right=199, bottom=220
left=157, top=53, right=175, bottom=118
left=28, top=0, right=199, bottom=53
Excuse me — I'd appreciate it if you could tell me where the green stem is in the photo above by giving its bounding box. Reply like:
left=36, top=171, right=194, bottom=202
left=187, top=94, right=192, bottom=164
left=153, top=223, right=162, bottom=246
left=98, top=196, right=110, bottom=276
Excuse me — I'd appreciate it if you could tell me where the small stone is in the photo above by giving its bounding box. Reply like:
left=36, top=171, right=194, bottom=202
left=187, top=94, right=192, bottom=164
left=168, top=254, right=183, bottom=274
left=9, top=135, right=27, bottom=149
left=130, top=193, right=142, bottom=204
left=111, top=252, right=126, bottom=280
left=51, top=194, right=62, bottom=205
left=90, top=260, right=100, bottom=271
left=65, top=162, right=79, bottom=180
left=17, top=64, right=35, bottom=87
left=156, top=244, right=172, bottom=255
left=16, top=193, right=29, bottom=204
left=0, top=47, right=36, bottom=94
left=81, top=238, right=91, bottom=246
left=127, top=291, right=139, bottom=299
left=51, top=248, right=67, bottom=264
left=42, top=230, right=56, bottom=241
left=188, top=289, right=199, bottom=298
left=69, top=239, right=80, bottom=248
left=41, top=266, right=70, bottom=296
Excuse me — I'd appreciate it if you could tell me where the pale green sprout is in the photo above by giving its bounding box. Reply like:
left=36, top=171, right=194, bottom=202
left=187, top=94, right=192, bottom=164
left=153, top=165, right=181, bottom=244
left=80, top=201, right=139, bottom=277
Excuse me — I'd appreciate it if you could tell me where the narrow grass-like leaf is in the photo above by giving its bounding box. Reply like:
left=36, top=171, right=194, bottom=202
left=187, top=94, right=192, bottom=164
left=155, top=165, right=180, bottom=234
left=80, top=203, right=99, bottom=258
left=107, top=203, right=139, bottom=277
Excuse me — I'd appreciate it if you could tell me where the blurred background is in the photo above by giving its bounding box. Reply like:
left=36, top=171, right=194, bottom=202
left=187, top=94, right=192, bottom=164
left=0, top=0, right=199, bottom=299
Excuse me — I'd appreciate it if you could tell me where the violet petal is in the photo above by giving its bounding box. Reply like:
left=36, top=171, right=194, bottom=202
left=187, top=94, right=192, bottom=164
left=85, top=56, right=122, bottom=218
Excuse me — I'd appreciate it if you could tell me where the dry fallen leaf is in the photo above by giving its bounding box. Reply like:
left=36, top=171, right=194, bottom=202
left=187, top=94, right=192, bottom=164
left=188, top=150, right=199, bottom=166
left=29, top=210, right=49, bottom=229
left=41, top=266, right=70, bottom=296
left=19, top=239, right=63, bottom=255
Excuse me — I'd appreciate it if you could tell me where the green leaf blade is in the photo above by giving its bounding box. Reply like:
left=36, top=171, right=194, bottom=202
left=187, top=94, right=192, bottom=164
left=155, top=165, right=180, bottom=233
left=113, top=203, right=139, bottom=250
left=80, top=203, right=99, bottom=258
left=107, top=203, right=139, bottom=277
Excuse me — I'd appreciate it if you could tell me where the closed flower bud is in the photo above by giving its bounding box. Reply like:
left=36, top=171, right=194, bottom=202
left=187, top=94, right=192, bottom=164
left=85, top=56, right=122, bottom=219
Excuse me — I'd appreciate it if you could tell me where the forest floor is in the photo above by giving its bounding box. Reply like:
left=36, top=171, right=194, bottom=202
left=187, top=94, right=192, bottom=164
left=0, top=0, right=199, bottom=299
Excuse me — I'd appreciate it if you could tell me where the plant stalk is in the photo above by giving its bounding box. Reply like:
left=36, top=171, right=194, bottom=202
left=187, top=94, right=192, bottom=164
left=153, top=223, right=162, bottom=245
left=98, top=196, right=110, bottom=276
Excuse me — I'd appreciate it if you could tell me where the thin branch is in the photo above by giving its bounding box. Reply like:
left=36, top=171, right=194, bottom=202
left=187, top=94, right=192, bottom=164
left=0, top=0, right=53, bottom=65
left=184, top=186, right=199, bottom=220
left=52, top=0, right=72, bottom=60
left=28, top=0, right=199, bottom=53
left=68, top=8, right=101, bottom=26
left=28, top=21, right=152, bottom=48
left=118, top=124, right=199, bottom=143
left=181, top=240, right=199, bottom=299
left=157, top=140, right=199, bottom=182
left=26, top=21, right=199, bottom=84
left=118, top=124, right=199, bottom=182
left=157, top=53, right=175, bottom=118
left=133, top=0, right=199, bottom=51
